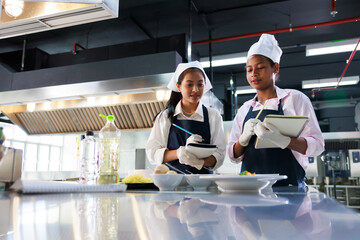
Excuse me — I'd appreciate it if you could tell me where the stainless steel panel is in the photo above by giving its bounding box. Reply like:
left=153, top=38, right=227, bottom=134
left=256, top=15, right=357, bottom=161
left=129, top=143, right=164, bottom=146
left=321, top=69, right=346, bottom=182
left=0, top=148, right=23, bottom=183
left=349, top=149, right=360, bottom=177
left=0, top=73, right=173, bottom=105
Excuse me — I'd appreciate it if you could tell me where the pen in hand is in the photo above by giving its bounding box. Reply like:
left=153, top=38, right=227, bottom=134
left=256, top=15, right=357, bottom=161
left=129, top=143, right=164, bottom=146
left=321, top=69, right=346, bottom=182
left=171, top=123, right=204, bottom=141
left=255, top=100, right=268, bottom=119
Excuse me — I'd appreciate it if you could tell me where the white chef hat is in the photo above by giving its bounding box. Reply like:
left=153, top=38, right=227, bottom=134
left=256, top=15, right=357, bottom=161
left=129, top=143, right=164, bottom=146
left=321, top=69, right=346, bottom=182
left=247, top=34, right=283, bottom=64
left=167, top=61, right=212, bottom=93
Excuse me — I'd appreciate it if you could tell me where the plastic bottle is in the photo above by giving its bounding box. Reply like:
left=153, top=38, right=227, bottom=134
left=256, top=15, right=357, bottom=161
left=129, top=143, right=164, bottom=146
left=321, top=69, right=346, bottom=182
left=98, top=114, right=121, bottom=184
left=79, top=131, right=98, bottom=184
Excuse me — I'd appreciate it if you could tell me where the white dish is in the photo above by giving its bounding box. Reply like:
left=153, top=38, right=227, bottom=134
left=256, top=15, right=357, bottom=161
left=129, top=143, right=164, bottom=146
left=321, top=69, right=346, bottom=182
left=151, top=173, right=184, bottom=191
left=198, top=193, right=289, bottom=207
left=185, top=174, right=213, bottom=191
left=185, top=144, right=217, bottom=159
left=261, top=175, right=288, bottom=188
left=200, top=174, right=287, bottom=193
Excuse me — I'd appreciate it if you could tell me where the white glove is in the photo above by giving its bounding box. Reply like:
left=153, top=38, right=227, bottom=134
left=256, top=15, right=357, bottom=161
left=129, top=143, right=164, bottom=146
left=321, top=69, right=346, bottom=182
left=254, top=122, right=291, bottom=149
left=177, top=146, right=204, bottom=170
left=238, top=118, right=261, bottom=147
left=186, top=134, right=203, bottom=145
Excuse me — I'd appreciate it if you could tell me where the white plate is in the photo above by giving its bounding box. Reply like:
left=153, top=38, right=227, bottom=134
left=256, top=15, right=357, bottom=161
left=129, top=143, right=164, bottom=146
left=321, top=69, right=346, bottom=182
left=200, top=175, right=287, bottom=193
left=262, top=175, right=289, bottom=188
left=198, top=193, right=289, bottom=207
left=185, top=145, right=217, bottom=159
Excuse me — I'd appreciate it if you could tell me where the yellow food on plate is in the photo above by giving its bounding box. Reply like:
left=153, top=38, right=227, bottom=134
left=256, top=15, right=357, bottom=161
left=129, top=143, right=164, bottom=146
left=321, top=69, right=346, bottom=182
left=154, top=164, right=170, bottom=174
left=122, top=174, right=153, bottom=183
left=166, top=170, right=177, bottom=174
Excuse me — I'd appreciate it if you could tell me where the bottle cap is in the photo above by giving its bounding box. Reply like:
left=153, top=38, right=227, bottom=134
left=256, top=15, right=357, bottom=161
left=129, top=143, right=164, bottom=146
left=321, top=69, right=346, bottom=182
left=86, top=131, right=94, bottom=136
left=99, top=114, right=115, bottom=122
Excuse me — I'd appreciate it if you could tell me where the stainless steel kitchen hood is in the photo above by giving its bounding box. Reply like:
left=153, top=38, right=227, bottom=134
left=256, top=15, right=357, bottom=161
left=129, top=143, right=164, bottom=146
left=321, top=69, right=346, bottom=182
left=0, top=0, right=118, bottom=39
left=1, top=91, right=168, bottom=134
left=0, top=51, right=183, bottom=134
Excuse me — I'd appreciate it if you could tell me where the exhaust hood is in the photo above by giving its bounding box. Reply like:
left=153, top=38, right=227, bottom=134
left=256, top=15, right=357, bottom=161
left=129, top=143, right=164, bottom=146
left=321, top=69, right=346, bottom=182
left=0, top=34, right=223, bottom=134
left=0, top=51, right=183, bottom=134
left=0, top=0, right=118, bottom=39
left=1, top=91, right=168, bottom=134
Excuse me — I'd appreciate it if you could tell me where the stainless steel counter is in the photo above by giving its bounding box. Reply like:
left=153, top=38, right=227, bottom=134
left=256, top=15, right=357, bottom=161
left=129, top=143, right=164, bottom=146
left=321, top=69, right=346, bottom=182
left=0, top=187, right=359, bottom=240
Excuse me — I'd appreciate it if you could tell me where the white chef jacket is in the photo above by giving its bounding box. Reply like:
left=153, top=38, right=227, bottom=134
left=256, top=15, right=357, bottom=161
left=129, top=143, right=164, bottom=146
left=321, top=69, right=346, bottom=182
left=146, top=101, right=226, bottom=170
left=227, top=86, right=324, bottom=171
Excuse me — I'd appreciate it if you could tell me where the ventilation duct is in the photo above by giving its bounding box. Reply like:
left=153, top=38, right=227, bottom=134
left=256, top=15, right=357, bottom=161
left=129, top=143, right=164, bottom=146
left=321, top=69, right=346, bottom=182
left=0, top=0, right=118, bottom=39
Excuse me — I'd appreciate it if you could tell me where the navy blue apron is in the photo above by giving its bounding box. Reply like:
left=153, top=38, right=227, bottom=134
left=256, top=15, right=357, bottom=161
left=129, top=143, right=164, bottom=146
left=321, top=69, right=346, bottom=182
left=167, top=104, right=212, bottom=174
left=241, top=99, right=305, bottom=186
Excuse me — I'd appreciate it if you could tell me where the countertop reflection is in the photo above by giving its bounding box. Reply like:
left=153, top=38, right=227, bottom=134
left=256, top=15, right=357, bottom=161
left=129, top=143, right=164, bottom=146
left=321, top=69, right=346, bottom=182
left=0, top=187, right=359, bottom=240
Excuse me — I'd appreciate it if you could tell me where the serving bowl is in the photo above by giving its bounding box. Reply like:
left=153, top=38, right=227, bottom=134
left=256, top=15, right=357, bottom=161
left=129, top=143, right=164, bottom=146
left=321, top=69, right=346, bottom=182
left=185, top=174, right=213, bottom=191
left=150, top=173, right=184, bottom=191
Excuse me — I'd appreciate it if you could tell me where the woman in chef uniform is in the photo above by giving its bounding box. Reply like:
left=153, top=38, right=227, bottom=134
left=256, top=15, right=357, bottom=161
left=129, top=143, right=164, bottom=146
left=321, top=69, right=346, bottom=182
left=227, top=34, right=324, bottom=187
left=146, top=61, right=226, bottom=173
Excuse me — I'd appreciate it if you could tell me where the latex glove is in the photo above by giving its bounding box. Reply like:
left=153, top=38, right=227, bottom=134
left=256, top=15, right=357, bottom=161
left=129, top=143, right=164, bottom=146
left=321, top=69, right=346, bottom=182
left=186, top=134, right=203, bottom=145
left=238, top=118, right=261, bottom=147
left=254, top=122, right=291, bottom=149
left=177, top=146, right=204, bottom=170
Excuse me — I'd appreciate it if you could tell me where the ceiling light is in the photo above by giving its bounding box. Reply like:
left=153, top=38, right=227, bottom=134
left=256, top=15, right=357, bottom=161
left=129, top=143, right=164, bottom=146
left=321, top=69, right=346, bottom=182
left=235, top=86, right=256, bottom=95
left=302, top=76, right=359, bottom=89
left=156, top=90, right=165, bottom=101
left=200, top=52, right=247, bottom=68
left=86, top=97, right=96, bottom=106
left=27, top=103, right=36, bottom=112
left=3, top=0, right=24, bottom=18
left=165, top=90, right=171, bottom=100
left=43, top=102, right=51, bottom=111
left=306, top=38, right=359, bottom=56
left=156, top=90, right=171, bottom=101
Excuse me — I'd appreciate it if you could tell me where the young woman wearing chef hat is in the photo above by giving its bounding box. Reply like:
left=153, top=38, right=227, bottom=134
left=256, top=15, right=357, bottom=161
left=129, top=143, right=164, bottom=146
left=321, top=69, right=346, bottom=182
left=146, top=61, right=226, bottom=173
left=227, top=34, right=324, bottom=188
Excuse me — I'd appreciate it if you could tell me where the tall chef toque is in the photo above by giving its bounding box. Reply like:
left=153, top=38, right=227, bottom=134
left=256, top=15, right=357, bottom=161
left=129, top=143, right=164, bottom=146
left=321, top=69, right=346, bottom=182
left=247, top=34, right=283, bottom=64
left=167, top=61, right=212, bottom=93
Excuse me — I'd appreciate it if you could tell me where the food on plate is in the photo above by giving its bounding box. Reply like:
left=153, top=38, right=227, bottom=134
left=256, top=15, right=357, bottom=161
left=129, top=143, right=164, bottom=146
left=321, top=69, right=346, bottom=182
left=153, top=164, right=178, bottom=174
left=122, top=174, right=152, bottom=183
left=154, top=164, right=170, bottom=174
left=240, top=170, right=256, bottom=176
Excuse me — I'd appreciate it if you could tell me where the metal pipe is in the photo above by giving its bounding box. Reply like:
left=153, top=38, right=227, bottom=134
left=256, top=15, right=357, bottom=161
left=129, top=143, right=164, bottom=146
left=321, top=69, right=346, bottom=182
left=72, top=43, right=86, bottom=55
left=193, top=16, right=360, bottom=45
left=330, top=0, right=338, bottom=17
left=21, top=38, right=26, bottom=71
left=230, top=74, right=235, bottom=119
left=311, top=38, right=360, bottom=97
left=187, top=0, right=193, bottom=62
left=208, top=30, right=213, bottom=83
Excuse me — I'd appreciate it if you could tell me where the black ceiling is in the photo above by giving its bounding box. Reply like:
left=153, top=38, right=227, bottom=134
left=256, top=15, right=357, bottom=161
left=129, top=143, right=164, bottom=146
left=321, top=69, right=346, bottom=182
left=1, top=0, right=360, bottom=118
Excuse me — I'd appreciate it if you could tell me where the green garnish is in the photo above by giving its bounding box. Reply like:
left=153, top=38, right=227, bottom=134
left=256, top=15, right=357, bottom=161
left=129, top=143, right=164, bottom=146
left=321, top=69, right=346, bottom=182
left=240, top=170, right=249, bottom=175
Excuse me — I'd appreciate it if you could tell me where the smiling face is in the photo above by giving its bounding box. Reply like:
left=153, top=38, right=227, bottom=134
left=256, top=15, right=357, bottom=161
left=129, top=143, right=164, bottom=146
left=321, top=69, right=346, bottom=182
left=246, top=55, right=279, bottom=92
left=176, top=69, right=205, bottom=106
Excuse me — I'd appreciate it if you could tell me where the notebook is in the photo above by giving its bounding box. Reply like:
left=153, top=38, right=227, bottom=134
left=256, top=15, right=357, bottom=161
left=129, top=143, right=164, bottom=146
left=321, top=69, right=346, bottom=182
left=255, top=115, right=309, bottom=149
left=186, top=143, right=217, bottom=158
left=10, top=180, right=127, bottom=194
